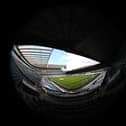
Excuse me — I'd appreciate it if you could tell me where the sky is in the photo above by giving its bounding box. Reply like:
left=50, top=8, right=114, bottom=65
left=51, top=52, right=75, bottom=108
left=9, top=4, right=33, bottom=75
left=48, top=49, right=100, bottom=71
left=18, top=45, right=100, bottom=71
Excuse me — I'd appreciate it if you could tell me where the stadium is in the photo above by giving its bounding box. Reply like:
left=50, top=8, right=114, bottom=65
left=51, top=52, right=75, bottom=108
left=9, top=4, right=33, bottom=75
left=11, top=45, right=106, bottom=96
left=7, top=4, right=126, bottom=122
left=10, top=43, right=126, bottom=121
left=10, top=44, right=109, bottom=117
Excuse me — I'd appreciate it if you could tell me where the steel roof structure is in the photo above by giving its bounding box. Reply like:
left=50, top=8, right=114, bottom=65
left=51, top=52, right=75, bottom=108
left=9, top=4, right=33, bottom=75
left=17, top=45, right=53, bottom=66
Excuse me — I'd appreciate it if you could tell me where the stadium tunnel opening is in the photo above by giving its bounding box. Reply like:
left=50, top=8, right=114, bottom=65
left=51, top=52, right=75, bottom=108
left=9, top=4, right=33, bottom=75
left=7, top=4, right=126, bottom=121
left=10, top=44, right=105, bottom=97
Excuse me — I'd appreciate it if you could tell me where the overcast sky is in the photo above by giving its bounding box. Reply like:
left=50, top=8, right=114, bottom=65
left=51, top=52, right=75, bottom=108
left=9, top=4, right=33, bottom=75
left=48, top=49, right=100, bottom=71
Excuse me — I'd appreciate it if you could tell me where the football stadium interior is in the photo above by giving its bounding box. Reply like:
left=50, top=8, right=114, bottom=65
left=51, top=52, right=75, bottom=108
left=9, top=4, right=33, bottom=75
left=6, top=3, right=126, bottom=123
left=11, top=45, right=106, bottom=97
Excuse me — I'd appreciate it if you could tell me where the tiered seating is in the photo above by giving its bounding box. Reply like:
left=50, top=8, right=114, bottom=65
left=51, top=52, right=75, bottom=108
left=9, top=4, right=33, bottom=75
left=12, top=51, right=42, bottom=86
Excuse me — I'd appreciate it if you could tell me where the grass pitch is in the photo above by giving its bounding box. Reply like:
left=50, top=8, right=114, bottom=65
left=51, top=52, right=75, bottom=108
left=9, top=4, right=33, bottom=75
left=48, top=74, right=97, bottom=90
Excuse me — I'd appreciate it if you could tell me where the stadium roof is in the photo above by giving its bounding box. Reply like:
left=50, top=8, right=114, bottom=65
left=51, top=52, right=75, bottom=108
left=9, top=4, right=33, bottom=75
left=17, top=45, right=53, bottom=66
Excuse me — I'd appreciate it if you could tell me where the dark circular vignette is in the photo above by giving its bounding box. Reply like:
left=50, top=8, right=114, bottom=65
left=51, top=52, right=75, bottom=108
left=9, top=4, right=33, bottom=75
left=3, top=2, right=126, bottom=124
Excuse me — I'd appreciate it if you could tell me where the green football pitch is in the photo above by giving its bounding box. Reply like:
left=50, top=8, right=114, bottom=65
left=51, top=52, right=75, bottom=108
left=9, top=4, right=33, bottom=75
left=48, top=74, right=98, bottom=90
